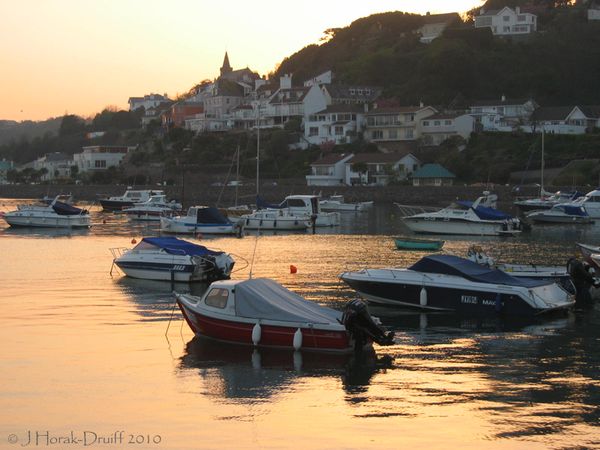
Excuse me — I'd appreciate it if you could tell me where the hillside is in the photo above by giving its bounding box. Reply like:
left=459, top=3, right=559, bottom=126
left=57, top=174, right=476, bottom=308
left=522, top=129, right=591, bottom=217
left=274, top=4, right=600, bottom=107
left=0, top=118, right=62, bottom=146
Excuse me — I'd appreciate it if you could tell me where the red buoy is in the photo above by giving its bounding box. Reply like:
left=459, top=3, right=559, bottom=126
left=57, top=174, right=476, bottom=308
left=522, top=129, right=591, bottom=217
left=290, top=265, right=297, bottom=274
left=131, top=238, right=137, bottom=244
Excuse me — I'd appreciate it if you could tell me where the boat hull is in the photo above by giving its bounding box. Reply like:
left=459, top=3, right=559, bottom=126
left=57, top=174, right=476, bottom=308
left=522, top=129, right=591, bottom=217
left=395, top=238, right=444, bottom=251
left=160, top=217, right=236, bottom=234
left=320, top=201, right=373, bottom=212
left=526, top=213, right=593, bottom=224
left=177, top=300, right=354, bottom=353
left=240, top=216, right=309, bottom=231
left=116, top=262, right=198, bottom=282
left=99, top=199, right=135, bottom=212
left=3, top=213, right=90, bottom=228
left=402, top=218, right=518, bottom=236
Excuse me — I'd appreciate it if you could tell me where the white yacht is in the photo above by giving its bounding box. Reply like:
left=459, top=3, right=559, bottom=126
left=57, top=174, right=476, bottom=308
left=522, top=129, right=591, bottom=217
left=1, top=195, right=91, bottom=228
left=319, top=195, right=373, bottom=212
left=554, top=188, right=600, bottom=219
left=239, top=208, right=310, bottom=231
left=121, top=194, right=182, bottom=221
left=99, top=188, right=164, bottom=212
left=281, top=195, right=340, bottom=227
left=526, top=204, right=593, bottom=224
left=401, top=192, right=521, bottom=236
left=160, top=206, right=237, bottom=235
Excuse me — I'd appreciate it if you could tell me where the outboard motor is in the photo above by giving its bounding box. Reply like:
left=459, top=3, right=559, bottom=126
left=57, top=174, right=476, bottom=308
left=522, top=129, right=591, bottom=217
left=342, top=298, right=394, bottom=350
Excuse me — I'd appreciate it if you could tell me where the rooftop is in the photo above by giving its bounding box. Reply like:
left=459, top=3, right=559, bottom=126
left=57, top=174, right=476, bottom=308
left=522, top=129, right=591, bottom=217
left=412, top=163, right=455, bottom=179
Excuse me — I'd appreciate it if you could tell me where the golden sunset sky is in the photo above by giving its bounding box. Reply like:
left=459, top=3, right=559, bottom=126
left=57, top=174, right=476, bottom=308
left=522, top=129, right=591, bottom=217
left=0, top=0, right=482, bottom=121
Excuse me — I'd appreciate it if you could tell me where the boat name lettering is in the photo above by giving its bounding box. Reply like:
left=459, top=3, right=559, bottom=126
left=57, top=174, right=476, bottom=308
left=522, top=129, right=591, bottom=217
left=461, top=295, right=478, bottom=304
left=482, top=299, right=497, bottom=306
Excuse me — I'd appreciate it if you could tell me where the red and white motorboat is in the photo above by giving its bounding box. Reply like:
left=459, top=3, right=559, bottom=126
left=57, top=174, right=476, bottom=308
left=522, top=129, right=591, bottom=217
left=175, top=278, right=393, bottom=353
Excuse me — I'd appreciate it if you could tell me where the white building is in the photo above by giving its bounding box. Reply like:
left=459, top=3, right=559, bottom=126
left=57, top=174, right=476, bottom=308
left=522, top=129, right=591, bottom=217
left=345, top=152, right=421, bottom=186
left=32, top=152, right=73, bottom=181
left=365, top=106, right=437, bottom=143
left=306, top=153, right=354, bottom=186
left=420, top=113, right=475, bottom=145
left=469, top=96, right=537, bottom=131
left=304, top=70, right=333, bottom=87
left=265, top=75, right=328, bottom=127
left=474, top=6, right=537, bottom=36
left=418, top=12, right=460, bottom=44
left=526, top=105, right=600, bottom=134
left=73, top=146, right=134, bottom=172
left=305, top=104, right=366, bottom=146
left=128, top=94, right=170, bottom=112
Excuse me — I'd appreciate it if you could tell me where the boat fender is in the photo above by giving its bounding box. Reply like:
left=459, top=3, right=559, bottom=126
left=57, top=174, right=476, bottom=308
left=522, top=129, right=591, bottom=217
left=293, top=351, right=302, bottom=371
left=420, top=287, right=427, bottom=306
left=290, top=265, right=297, bottom=274
left=252, top=323, right=261, bottom=345
left=131, top=238, right=137, bottom=244
left=293, top=328, right=303, bottom=350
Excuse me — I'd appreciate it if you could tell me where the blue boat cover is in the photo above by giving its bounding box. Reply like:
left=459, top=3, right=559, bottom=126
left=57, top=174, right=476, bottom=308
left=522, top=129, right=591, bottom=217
left=562, top=205, right=588, bottom=216
left=256, top=195, right=283, bottom=210
left=141, top=237, right=223, bottom=256
left=456, top=201, right=513, bottom=221
left=409, top=255, right=549, bottom=287
left=196, top=207, right=232, bottom=224
left=52, top=201, right=88, bottom=216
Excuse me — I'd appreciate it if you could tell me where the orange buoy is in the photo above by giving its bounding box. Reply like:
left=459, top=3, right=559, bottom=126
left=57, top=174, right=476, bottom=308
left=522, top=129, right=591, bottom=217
left=290, top=265, right=297, bottom=274
left=131, top=238, right=137, bottom=244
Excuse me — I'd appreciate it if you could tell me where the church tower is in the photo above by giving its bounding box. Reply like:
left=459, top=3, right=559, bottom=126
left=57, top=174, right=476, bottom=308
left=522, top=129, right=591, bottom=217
left=220, top=52, right=233, bottom=77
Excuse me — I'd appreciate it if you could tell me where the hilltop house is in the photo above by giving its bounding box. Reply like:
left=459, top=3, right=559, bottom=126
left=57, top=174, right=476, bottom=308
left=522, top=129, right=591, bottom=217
left=346, top=152, right=421, bottom=186
left=418, top=12, right=460, bottom=43
left=128, top=93, right=170, bottom=112
left=304, top=104, right=366, bottom=146
left=32, top=152, right=73, bottom=181
left=321, top=84, right=382, bottom=105
left=420, top=113, right=475, bottom=145
left=304, top=70, right=334, bottom=87
left=162, top=101, right=204, bottom=130
left=305, top=153, right=354, bottom=186
left=365, top=105, right=437, bottom=143
left=474, top=6, right=537, bottom=36
left=527, top=105, right=600, bottom=134
left=411, top=163, right=455, bottom=186
left=469, top=96, right=537, bottom=131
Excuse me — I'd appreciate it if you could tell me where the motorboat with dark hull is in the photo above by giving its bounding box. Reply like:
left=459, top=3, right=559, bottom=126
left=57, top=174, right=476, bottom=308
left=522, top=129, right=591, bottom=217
left=111, top=237, right=235, bottom=282
left=99, top=189, right=165, bottom=212
left=514, top=190, right=583, bottom=213
left=176, top=278, right=393, bottom=353
left=526, top=204, right=593, bottom=224
left=340, top=255, right=574, bottom=316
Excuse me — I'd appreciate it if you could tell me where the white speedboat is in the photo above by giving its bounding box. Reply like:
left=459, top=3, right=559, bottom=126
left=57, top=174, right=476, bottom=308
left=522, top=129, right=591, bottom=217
left=99, top=188, right=165, bottom=212
left=319, top=195, right=373, bottom=212
left=160, top=206, right=237, bottom=235
left=257, top=194, right=340, bottom=227
left=121, top=194, right=182, bottom=221
left=240, top=209, right=310, bottom=231
left=1, top=195, right=91, bottom=228
left=526, top=204, right=593, bottom=224
left=111, top=237, right=234, bottom=282
left=175, top=278, right=393, bottom=352
left=401, top=192, right=522, bottom=236
left=340, top=254, right=574, bottom=316
left=514, top=190, right=582, bottom=212
left=551, top=189, right=600, bottom=219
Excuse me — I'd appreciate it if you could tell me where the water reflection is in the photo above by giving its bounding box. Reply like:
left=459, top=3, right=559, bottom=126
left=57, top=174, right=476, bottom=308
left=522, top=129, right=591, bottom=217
left=177, top=337, right=392, bottom=400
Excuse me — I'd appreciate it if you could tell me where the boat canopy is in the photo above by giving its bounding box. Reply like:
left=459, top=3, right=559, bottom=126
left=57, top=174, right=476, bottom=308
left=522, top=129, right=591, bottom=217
left=52, top=201, right=88, bottom=216
left=140, top=237, right=223, bottom=256
left=196, top=207, right=231, bottom=224
left=559, top=205, right=589, bottom=216
left=409, top=255, right=549, bottom=287
left=456, top=201, right=513, bottom=221
left=256, top=195, right=283, bottom=210
left=234, top=278, right=342, bottom=324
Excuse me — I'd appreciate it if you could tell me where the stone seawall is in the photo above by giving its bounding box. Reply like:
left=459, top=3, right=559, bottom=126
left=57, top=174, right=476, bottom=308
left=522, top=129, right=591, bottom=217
left=0, top=181, right=548, bottom=214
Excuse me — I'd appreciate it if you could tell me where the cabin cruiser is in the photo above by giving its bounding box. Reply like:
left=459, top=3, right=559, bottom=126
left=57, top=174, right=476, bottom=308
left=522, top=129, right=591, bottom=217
left=401, top=192, right=522, bottom=236
left=340, top=254, right=574, bottom=316
left=467, top=246, right=575, bottom=294
left=111, top=237, right=234, bottom=282
left=99, top=188, right=164, bottom=212
left=175, top=277, right=394, bottom=352
left=257, top=195, right=340, bottom=227
left=319, top=195, right=373, bottom=212
left=239, top=208, right=310, bottom=231
left=121, top=194, right=182, bottom=221
left=526, top=204, right=593, bottom=224
left=514, top=190, right=582, bottom=212
left=552, top=188, right=600, bottom=219
left=1, top=195, right=91, bottom=228
left=160, top=206, right=237, bottom=234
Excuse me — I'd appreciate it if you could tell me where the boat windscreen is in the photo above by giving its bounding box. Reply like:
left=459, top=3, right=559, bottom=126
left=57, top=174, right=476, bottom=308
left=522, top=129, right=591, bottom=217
left=562, top=205, right=588, bottom=216
left=234, top=278, right=342, bottom=324
left=456, top=201, right=513, bottom=220
left=141, top=237, right=223, bottom=256
left=196, top=207, right=232, bottom=224
left=409, top=255, right=549, bottom=287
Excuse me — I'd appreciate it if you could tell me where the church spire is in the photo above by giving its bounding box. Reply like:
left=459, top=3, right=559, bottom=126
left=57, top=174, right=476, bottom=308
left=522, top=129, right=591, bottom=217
left=220, top=52, right=232, bottom=76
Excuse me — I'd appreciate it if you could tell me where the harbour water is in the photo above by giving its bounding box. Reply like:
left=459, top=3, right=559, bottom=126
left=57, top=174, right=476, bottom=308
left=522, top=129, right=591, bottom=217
left=1, top=199, right=599, bottom=449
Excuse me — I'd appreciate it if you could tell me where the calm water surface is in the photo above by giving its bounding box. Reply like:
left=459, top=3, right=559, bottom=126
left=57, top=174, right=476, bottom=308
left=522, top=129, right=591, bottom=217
left=1, top=199, right=599, bottom=449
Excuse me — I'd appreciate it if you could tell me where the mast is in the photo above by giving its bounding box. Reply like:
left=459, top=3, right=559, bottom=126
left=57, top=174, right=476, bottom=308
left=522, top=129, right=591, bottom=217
left=540, top=128, right=545, bottom=197
left=256, top=106, right=260, bottom=197
left=234, top=144, right=240, bottom=207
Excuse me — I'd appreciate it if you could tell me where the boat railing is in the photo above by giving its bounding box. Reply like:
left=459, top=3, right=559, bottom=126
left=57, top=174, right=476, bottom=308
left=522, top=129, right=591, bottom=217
left=394, top=203, right=440, bottom=217
left=109, top=247, right=129, bottom=259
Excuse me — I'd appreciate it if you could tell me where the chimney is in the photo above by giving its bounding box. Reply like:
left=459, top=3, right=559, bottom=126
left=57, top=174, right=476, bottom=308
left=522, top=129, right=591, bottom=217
left=501, top=94, right=506, bottom=102
left=280, top=74, right=292, bottom=90
left=515, top=6, right=520, bottom=14
left=480, top=8, right=485, bottom=15
left=419, top=100, right=424, bottom=108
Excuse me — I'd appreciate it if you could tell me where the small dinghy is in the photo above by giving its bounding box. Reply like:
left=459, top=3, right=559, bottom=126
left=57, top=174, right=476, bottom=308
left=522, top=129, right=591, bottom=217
left=394, top=237, right=445, bottom=251
left=175, top=278, right=394, bottom=353
left=111, top=237, right=235, bottom=282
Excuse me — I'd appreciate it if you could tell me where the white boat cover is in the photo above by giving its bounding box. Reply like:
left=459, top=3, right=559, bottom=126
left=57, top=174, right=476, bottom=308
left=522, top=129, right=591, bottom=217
left=234, top=278, right=342, bottom=324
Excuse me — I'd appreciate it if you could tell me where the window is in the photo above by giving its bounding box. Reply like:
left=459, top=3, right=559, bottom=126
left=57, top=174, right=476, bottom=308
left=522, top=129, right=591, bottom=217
left=405, top=128, right=414, bottom=139
left=95, top=160, right=107, bottom=168
left=444, top=120, right=452, bottom=125
left=503, top=26, right=510, bottom=32
left=388, top=130, right=398, bottom=139
left=372, top=130, right=383, bottom=140
left=205, top=288, right=229, bottom=308
left=434, top=121, right=441, bottom=126
left=335, top=126, right=344, bottom=136
left=517, top=14, right=526, bottom=21
left=309, top=127, right=319, bottom=136
left=503, top=15, right=510, bottom=22
left=423, top=121, right=430, bottom=126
